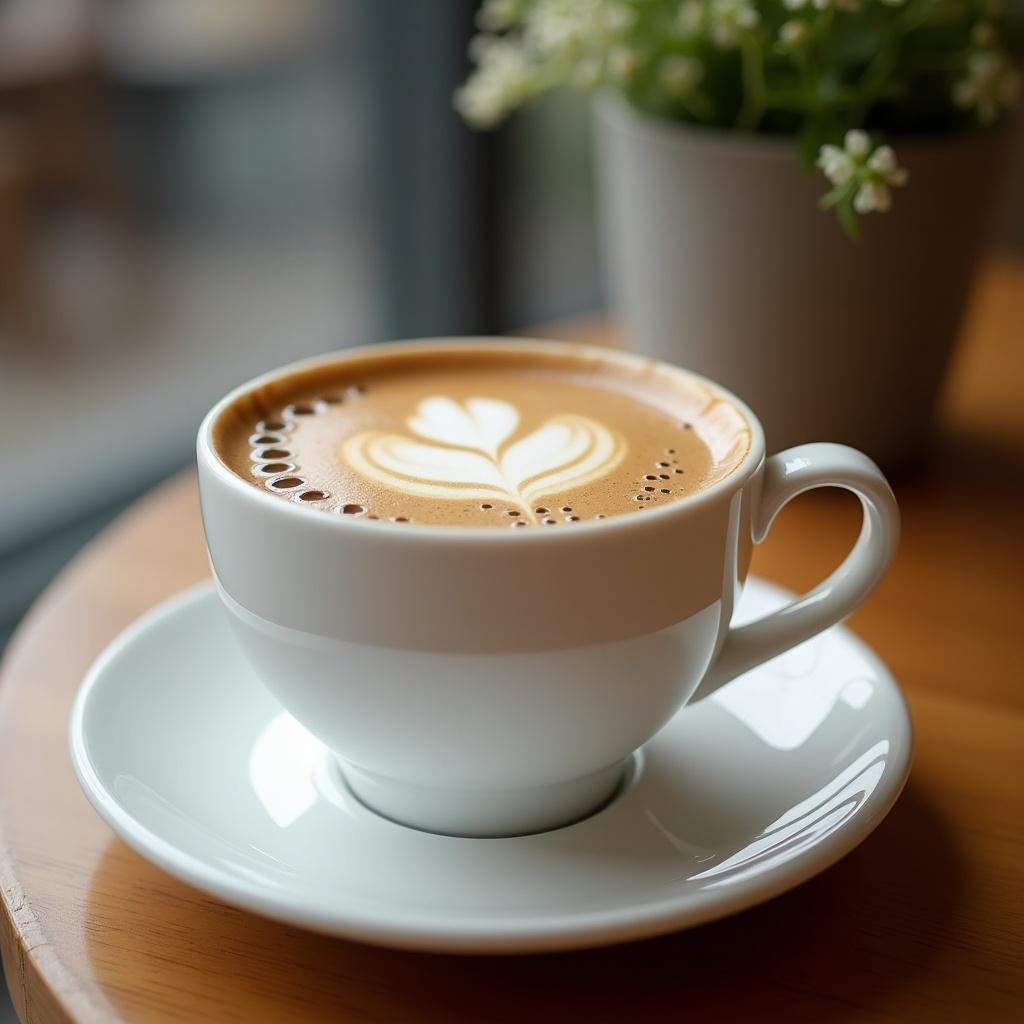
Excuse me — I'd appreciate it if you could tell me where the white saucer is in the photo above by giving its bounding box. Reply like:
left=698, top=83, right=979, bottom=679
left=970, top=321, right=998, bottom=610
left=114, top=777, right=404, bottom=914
left=69, top=578, right=912, bottom=954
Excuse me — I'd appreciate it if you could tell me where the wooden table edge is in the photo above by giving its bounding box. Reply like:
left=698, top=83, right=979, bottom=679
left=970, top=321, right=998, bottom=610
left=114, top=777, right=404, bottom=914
left=0, top=477, right=199, bottom=1024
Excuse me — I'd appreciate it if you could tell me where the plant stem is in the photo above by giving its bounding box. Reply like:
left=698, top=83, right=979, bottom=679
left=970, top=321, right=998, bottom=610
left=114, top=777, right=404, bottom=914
left=737, top=31, right=766, bottom=130
left=851, top=41, right=899, bottom=126
left=794, top=47, right=814, bottom=106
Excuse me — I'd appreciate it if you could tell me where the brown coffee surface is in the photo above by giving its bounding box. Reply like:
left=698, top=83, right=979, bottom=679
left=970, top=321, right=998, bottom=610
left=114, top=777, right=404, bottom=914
left=212, top=345, right=751, bottom=527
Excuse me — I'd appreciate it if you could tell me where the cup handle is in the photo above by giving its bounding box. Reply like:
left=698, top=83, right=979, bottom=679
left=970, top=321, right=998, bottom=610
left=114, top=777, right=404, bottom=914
left=691, top=443, right=900, bottom=702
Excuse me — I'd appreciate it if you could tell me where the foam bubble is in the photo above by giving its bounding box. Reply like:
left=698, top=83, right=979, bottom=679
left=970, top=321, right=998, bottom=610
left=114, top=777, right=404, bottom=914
left=298, top=490, right=327, bottom=502
left=257, top=419, right=294, bottom=433
left=340, top=503, right=365, bottom=516
left=268, top=476, right=304, bottom=490
left=252, top=462, right=295, bottom=476
left=284, top=403, right=316, bottom=418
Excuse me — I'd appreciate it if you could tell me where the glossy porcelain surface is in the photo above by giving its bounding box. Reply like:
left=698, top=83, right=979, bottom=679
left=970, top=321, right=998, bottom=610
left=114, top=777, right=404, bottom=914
left=69, top=579, right=912, bottom=954
left=197, top=338, right=899, bottom=836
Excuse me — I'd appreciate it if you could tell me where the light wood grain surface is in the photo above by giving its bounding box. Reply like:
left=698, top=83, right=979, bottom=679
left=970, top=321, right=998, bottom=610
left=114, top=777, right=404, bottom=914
left=1, top=260, right=1022, bottom=1023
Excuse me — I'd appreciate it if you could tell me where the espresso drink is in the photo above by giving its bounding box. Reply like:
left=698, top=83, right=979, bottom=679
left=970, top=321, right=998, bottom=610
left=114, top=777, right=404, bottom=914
left=213, top=345, right=751, bottom=527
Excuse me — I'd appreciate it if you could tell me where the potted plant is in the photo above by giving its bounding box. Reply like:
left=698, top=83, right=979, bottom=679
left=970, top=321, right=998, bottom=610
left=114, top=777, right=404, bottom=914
left=456, top=0, right=1022, bottom=467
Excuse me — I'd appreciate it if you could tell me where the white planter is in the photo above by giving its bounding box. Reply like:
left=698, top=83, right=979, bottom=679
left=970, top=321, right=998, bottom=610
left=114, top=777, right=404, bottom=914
left=594, top=93, right=1008, bottom=468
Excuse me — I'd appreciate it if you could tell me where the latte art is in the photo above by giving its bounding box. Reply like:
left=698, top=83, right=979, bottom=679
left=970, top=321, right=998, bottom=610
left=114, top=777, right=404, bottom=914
left=342, top=397, right=625, bottom=522
left=212, top=344, right=753, bottom=527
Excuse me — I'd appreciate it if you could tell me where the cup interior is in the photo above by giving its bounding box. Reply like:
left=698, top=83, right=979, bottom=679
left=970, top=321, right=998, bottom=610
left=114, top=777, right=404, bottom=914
left=205, top=337, right=756, bottom=521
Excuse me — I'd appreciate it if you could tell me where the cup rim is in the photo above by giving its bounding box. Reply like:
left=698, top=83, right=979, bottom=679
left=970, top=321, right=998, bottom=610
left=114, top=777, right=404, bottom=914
left=197, top=336, right=767, bottom=543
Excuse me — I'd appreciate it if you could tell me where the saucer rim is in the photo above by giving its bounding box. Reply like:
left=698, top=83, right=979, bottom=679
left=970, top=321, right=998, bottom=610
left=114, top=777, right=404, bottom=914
left=69, top=580, right=913, bottom=954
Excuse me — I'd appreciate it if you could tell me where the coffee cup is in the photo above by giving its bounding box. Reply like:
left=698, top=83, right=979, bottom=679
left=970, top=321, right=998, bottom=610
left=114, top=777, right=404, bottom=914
left=197, top=338, right=899, bottom=837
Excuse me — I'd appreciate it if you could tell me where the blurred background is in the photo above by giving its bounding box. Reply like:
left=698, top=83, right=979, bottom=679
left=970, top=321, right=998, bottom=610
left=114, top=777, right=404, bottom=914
left=0, top=5, right=1022, bottom=652
left=0, top=0, right=608, bottom=660
left=1, top=3, right=1023, bottom=638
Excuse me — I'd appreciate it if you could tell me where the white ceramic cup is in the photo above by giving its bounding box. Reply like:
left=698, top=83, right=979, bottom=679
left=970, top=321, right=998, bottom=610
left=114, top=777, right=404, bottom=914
left=197, top=338, right=899, bottom=837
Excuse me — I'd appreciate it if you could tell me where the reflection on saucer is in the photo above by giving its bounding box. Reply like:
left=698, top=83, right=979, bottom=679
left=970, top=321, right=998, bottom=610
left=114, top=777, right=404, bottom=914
left=249, top=712, right=321, bottom=828
left=711, top=632, right=877, bottom=750
left=687, top=740, right=888, bottom=887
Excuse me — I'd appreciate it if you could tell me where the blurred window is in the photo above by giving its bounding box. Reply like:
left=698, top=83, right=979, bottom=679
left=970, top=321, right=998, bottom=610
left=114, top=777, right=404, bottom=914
left=0, top=0, right=601, bottom=642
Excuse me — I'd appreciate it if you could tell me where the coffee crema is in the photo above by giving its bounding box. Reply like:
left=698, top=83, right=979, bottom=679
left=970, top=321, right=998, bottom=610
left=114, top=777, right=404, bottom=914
left=212, top=344, right=752, bottom=527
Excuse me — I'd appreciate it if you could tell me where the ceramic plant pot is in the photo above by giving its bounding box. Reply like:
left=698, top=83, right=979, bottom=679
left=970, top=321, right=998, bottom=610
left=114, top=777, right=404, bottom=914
left=595, top=92, right=1009, bottom=468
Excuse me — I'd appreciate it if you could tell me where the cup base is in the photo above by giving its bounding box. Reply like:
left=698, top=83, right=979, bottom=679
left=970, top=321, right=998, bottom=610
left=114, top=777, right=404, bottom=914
left=337, top=758, right=632, bottom=838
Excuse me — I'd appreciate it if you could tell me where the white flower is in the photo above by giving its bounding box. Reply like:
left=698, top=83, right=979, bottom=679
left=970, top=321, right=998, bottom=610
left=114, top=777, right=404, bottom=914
left=867, top=144, right=908, bottom=186
left=818, top=133, right=909, bottom=216
left=817, top=144, right=856, bottom=185
left=455, top=1, right=647, bottom=126
left=476, top=0, right=523, bottom=31
left=524, top=0, right=635, bottom=57
left=953, top=51, right=1021, bottom=124
left=454, top=38, right=534, bottom=128
left=603, top=3, right=637, bottom=36
left=778, top=20, right=809, bottom=48
left=844, top=129, right=871, bottom=157
left=525, top=3, right=588, bottom=54
left=677, top=0, right=705, bottom=37
left=659, top=55, right=704, bottom=98
left=708, top=0, right=759, bottom=50
left=783, top=0, right=853, bottom=9
left=609, top=46, right=639, bottom=81
left=854, top=180, right=891, bottom=214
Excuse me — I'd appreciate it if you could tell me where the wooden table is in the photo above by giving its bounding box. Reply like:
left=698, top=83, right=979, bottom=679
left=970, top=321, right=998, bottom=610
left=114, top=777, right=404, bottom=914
left=1, top=261, right=1022, bottom=1023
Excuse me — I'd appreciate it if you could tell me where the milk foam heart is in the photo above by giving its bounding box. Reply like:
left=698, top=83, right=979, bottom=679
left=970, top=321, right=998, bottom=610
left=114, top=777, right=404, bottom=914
left=341, top=397, right=626, bottom=522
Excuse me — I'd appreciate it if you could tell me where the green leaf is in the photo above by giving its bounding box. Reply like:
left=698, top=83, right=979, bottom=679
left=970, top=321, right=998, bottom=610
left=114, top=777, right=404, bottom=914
left=837, top=199, right=861, bottom=242
left=818, top=182, right=851, bottom=210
